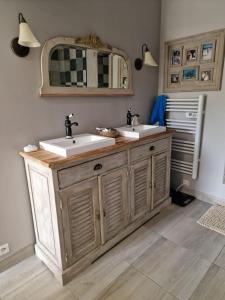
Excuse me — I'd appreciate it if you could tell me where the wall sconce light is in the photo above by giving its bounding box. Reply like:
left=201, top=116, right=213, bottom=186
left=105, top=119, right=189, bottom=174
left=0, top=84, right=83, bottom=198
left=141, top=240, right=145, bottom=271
left=11, top=13, right=40, bottom=57
left=135, top=43, right=158, bottom=70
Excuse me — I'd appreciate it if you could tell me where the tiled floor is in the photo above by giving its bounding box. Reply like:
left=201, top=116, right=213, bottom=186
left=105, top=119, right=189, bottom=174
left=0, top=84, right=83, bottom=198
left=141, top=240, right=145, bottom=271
left=1, top=200, right=225, bottom=300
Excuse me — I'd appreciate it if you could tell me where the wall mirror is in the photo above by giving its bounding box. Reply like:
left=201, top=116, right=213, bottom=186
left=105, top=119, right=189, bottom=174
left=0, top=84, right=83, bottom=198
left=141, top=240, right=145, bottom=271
left=40, top=35, right=133, bottom=96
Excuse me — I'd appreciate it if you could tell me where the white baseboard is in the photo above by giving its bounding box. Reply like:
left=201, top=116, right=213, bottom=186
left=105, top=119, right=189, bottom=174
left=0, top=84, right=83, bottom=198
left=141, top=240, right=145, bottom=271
left=182, top=187, right=225, bottom=206
left=0, top=244, right=34, bottom=273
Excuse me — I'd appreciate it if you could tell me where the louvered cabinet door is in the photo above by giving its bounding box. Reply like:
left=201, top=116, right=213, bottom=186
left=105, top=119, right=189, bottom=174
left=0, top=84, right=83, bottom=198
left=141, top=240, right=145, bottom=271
left=152, top=151, right=170, bottom=209
left=99, top=167, right=128, bottom=244
left=59, top=178, right=101, bottom=265
left=130, top=159, right=151, bottom=221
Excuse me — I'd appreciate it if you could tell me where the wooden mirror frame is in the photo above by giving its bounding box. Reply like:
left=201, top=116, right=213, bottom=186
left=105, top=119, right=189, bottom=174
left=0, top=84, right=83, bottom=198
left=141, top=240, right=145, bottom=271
left=40, top=35, right=133, bottom=97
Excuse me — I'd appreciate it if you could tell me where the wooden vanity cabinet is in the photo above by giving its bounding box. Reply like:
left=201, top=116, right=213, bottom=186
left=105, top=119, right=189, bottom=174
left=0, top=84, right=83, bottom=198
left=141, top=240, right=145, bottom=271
left=58, top=152, right=128, bottom=267
left=59, top=178, right=101, bottom=265
left=21, top=133, right=172, bottom=284
left=130, top=151, right=170, bottom=221
left=152, top=151, right=170, bottom=209
left=130, top=159, right=151, bottom=222
left=99, top=167, right=129, bottom=244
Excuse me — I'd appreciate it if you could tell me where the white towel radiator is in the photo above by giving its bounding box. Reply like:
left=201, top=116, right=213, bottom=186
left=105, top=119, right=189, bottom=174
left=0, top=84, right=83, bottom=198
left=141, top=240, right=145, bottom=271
left=166, top=95, right=206, bottom=179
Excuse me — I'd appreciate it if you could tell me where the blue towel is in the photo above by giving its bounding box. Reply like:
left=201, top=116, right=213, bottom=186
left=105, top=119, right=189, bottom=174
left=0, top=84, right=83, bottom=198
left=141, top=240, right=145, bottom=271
left=150, top=95, right=167, bottom=126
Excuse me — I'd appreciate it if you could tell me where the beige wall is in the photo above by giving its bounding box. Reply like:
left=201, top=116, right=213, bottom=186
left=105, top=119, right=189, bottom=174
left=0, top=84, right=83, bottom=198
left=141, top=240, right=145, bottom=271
left=0, top=0, right=161, bottom=262
left=159, top=0, right=225, bottom=201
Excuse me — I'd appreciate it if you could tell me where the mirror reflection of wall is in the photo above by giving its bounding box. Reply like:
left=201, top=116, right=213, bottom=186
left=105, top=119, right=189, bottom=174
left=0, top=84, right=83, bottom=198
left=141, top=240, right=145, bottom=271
left=50, top=46, right=87, bottom=87
left=49, top=45, right=129, bottom=89
left=110, top=54, right=128, bottom=89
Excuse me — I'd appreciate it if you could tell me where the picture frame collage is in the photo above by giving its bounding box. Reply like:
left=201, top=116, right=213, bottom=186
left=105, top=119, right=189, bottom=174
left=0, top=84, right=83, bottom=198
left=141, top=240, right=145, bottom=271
left=164, top=29, right=225, bottom=92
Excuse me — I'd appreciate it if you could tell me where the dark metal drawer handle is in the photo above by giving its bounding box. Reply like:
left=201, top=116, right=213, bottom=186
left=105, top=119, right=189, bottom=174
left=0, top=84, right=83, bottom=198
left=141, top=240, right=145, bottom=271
left=94, top=163, right=102, bottom=171
left=149, top=146, right=155, bottom=151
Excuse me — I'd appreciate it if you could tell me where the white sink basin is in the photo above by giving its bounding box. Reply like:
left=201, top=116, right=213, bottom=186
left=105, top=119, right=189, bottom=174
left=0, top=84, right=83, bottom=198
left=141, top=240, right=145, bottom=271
left=39, top=134, right=115, bottom=157
left=116, top=124, right=166, bottom=139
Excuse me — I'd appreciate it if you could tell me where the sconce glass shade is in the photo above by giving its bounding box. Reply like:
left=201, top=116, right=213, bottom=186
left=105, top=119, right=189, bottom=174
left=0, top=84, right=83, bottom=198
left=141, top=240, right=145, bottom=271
left=144, top=50, right=158, bottom=67
left=11, top=13, right=40, bottom=57
left=18, top=20, right=40, bottom=48
left=134, top=43, right=158, bottom=70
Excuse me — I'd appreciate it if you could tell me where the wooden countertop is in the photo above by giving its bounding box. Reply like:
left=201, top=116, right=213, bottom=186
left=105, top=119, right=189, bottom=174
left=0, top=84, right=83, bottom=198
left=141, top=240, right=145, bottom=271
left=19, top=131, right=173, bottom=169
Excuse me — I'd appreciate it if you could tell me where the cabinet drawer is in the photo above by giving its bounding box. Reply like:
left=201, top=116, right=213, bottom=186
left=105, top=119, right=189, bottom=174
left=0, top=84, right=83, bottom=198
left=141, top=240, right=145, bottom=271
left=58, top=151, right=127, bottom=189
left=130, top=138, right=170, bottom=162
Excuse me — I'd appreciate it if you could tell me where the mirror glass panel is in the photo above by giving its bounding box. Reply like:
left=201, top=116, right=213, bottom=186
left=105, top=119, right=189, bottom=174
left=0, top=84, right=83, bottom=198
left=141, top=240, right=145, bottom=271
left=49, top=45, right=129, bottom=89
left=40, top=35, right=133, bottom=96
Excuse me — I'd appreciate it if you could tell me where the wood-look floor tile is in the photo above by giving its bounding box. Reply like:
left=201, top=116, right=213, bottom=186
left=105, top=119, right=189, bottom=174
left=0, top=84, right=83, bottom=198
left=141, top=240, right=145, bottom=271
left=67, top=256, right=130, bottom=300
left=96, top=266, right=177, bottom=300
left=163, top=216, right=225, bottom=262
left=181, top=199, right=211, bottom=221
left=2, top=270, right=77, bottom=300
left=143, top=206, right=184, bottom=235
left=190, top=264, right=225, bottom=300
left=0, top=200, right=220, bottom=300
left=132, top=237, right=210, bottom=300
left=162, top=200, right=211, bottom=222
left=110, top=226, right=161, bottom=264
left=0, top=255, right=46, bottom=298
left=67, top=227, right=160, bottom=300
left=215, top=244, right=225, bottom=269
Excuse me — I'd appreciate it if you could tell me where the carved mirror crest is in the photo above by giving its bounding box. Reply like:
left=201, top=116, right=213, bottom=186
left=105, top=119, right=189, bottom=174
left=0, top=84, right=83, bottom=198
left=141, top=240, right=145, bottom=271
left=40, top=35, right=133, bottom=96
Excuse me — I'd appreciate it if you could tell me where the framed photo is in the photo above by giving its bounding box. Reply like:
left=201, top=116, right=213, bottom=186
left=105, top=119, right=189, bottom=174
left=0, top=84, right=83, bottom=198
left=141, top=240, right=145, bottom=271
left=171, top=73, right=180, bottom=84
left=201, top=40, right=216, bottom=62
left=164, top=29, right=224, bottom=92
left=182, top=67, right=198, bottom=81
left=200, top=68, right=213, bottom=82
left=170, top=47, right=182, bottom=66
left=168, top=71, right=181, bottom=87
left=184, top=47, right=198, bottom=64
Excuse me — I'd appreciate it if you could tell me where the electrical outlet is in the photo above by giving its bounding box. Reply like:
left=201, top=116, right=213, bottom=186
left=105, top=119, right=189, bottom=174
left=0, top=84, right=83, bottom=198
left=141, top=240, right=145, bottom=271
left=0, top=243, right=10, bottom=256
left=183, top=179, right=190, bottom=186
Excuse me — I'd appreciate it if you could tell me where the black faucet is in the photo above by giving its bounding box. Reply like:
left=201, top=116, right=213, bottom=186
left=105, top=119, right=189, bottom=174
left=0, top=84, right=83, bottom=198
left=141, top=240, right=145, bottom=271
left=127, top=108, right=140, bottom=126
left=65, top=113, right=79, bottom=139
